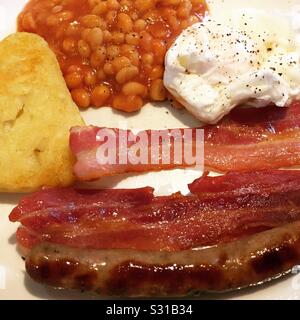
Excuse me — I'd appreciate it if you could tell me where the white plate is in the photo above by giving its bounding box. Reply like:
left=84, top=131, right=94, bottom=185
left=1, top=0, right=300, bottom=300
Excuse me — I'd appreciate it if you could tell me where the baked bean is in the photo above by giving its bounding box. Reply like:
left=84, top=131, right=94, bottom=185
left=103, top=62, right=115, bottom=75
left=92, top=2, right=108, bottom=15
left=149, top=22, right=170, bottom=39
left=161, top=7, right=177, bottom=19
left=86, top=27, right=103, bottom=48
left=130, top=12, right=139, bottom=21
left=133, top=19, right=146, bottom=32
left=120, top=44, right=135, bottom=56
left=141, top=53, right=154, bottom=65
left=142, top=64, right=152, bottom=76
left=57, top=10, right=73, bottom=21
left=188, top=15, right=200, bottom=25
left=67, top=65, right=82, bottom=74
left=91, top=85, right=111, bottom=107
left=88, top=0, right=101, bottom=7
left=125, top=32, right=139, bottom=45
left=139, top=31, right=152, bottom=51
left=113, top=94, right=143, bottom=112
left=126, top=50, right=140, bottom=66
left=180, top=19, right=189, bottom=30
left=19, top=0, right=207, bottom=110
left=116, top=66, right=139, bottom=84
left=95, top=45, right=107, bottom=57
left=65, top=23, right=81, bottom=36
left=143, top=11, right=158, bottom=22
left=81, top=14, right=102, bottom=28
left=177, top=2, right=192, bottom=18
left=49, top=0, right=62, bottom=7
left=191, top=0, right=205, bottom=10
left=77, top=39, right=91, bottom=58
left=90, top=47, right=106, bottom=67
left=62, top=38, right=76, bottom=53
left=160, top=0, right=181, bottom=6
left=107, top=0, right=120, bottom=10
left=65, top=72, right=83, bottom=89
left=106, top=10, right=117, bottom=25
left=106, top=45, right=120, bottom=60
left=103, top=30, right=112, bottom=43
left=149, top=65, right=164, bottom=80
left=84, top=70, right=98, bottom=86
left=99, top=20, right=108, bottom=30
left=81, top=28, right=91, bottom=41
left=121, top=44, right=138, bottom=62
left=122, top=82, right=146, bottom=96
left=117, top=13, right=133, bottom=33
left=111, top=32, right=125, bottom=44
left=150, top=79, right=167, bottom=101
left=135, top=0, right=153, bottom=12
left=153, top=39, right=167, bottom=64
left=112, top=56, right=131, bottom=72
left=120, top=0, right=132, bottom=10
left=168, top=15, right=180, bottom=31
left=120, top=44, right=140, bottom=66
left=71, top=88, right=91, bottom=108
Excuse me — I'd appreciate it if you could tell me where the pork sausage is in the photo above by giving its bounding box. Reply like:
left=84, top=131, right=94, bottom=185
left=26, top=221, right=300, bottom=297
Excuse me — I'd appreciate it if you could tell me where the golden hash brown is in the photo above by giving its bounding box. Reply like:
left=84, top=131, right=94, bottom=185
left=0, top=32, right=84, bottom=192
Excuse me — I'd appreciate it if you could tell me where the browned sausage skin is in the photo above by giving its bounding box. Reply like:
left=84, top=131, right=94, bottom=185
left=26, top=221, right=300, bottom=297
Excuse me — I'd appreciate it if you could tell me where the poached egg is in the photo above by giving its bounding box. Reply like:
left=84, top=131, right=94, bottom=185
left=164, top=8, right=300, bottom=124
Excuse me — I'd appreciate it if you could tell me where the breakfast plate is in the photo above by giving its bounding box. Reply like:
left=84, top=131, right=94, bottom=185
left=1, top=0, right=300, bottom=300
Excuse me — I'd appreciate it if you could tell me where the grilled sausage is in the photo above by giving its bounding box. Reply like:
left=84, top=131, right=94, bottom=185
left=25, top=221, right=300, bottom=297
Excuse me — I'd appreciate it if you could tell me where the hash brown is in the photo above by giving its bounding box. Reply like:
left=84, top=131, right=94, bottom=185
left=0, top=32, right=84, bottom=192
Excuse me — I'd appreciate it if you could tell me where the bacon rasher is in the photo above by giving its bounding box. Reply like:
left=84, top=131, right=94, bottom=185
left=70, top=101, right=300, bottom=181
left=70, top=126, right=203, bottom=181
left=9, top=170, right=300, bottom=252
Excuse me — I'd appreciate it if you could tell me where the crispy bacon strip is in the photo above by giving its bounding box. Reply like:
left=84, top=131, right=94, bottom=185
left=70, top=101, right=300, bottom=181
left=9, top=170, right=300, bottom=252
left=189, top=170, right=300, bottom=197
